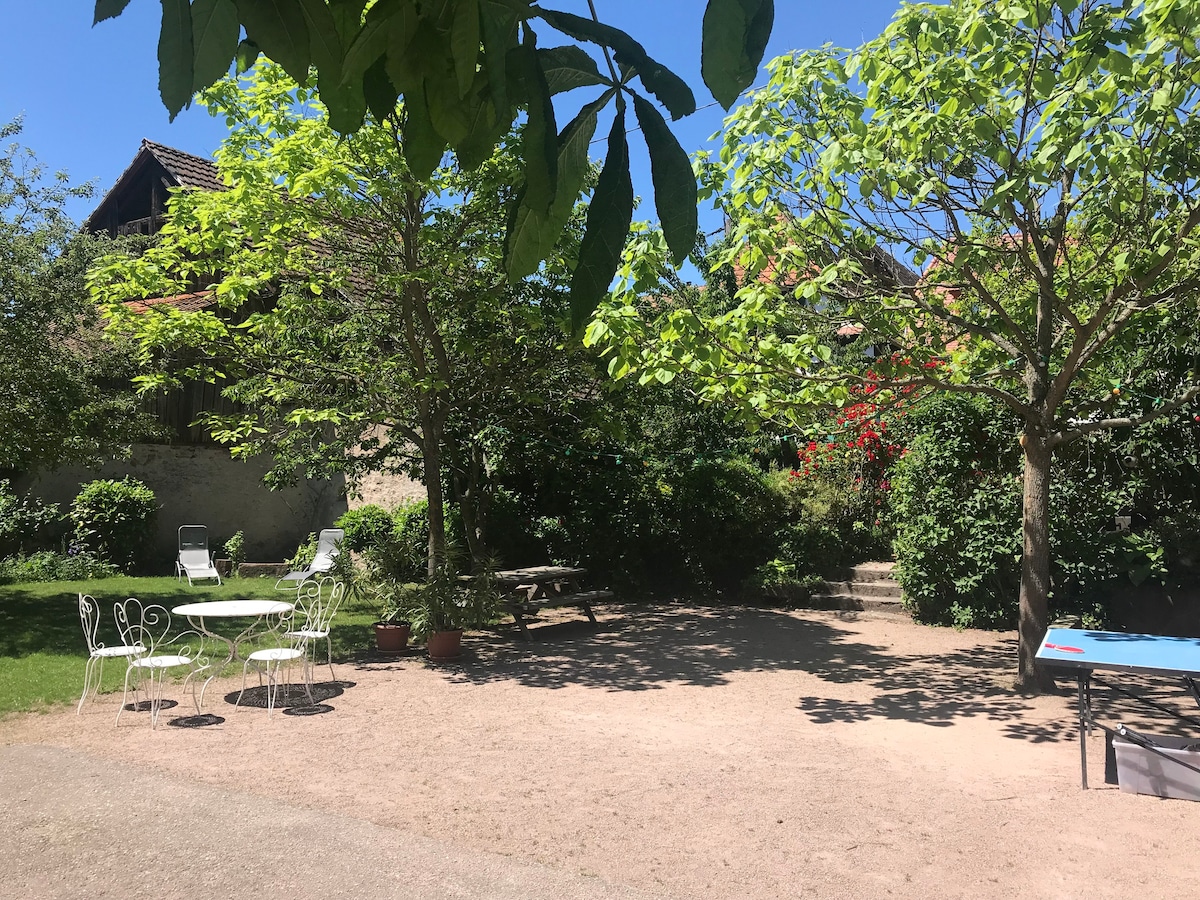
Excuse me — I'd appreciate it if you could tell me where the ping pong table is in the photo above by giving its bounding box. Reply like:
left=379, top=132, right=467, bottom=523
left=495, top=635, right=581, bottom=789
left=1036, top=628, right=1200, bottom=789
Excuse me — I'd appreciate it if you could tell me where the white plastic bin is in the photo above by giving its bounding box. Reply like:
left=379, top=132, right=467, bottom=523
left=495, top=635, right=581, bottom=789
left=1113, top=732, right=1200, bottom=801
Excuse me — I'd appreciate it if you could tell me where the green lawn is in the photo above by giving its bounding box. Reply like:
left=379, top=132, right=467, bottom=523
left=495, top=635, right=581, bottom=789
left=0, top=576, right=380, bottom=715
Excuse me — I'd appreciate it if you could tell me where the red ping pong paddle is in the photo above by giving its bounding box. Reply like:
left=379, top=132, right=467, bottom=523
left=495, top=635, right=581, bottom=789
left=1045, top=642, right=1083, bottom=653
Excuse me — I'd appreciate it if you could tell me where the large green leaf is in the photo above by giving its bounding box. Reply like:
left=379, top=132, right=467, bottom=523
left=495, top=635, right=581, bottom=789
left=384, top=9, right=426, bottom=94
left=538, top=45, right=607, bottom=94
left=328, top=0, right=369, bottom=42
left=235, top=37, right=260, bottom=73
left=320, top=68, right=367, bottom=134
left=571, top=104, right=633, bottom=331
left=362, top=56, right=399, bottom=121
left=94, top=0, right=133, bottom=26
left=300, top=0, right=343, bottom=80
left=633, top=94, right=697, bottom=265
left=235, top=0, right=311, bottom=85
left=403, top=85, right=447, bottom=180
left=534, top=6, right=695, bottom=119
left=479, top=0, right=520, bottom=115
left=455, top=78, right=508, bottom=170
left=451, top=0, right=481, bottom=98
left=159, top=0, right=195, bottom=121
left=505, top=91, right=608, bottom=280
left=340, top=0, right=399, bottom=84
left=191, top=0, right=240, bottom=93
left=517, top=26, right=558, bottom=215
left=702, top=0, right=774, bottom=109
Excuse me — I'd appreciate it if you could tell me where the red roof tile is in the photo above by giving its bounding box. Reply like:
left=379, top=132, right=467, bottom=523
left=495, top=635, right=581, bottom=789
left=123, top=291, right=217, bottom=314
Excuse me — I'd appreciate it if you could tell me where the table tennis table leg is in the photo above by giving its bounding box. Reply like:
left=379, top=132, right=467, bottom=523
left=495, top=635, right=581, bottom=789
left=1078, top=670, right=1092, bottom=790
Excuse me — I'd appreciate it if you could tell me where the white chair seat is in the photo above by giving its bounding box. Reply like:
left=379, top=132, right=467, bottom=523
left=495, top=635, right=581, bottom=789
left=93, top=645, right=145, bottom=659
left=247, top=647, right=304, bottom=663
left=132, top=654, right=193, bottom=669
left=284, top=629, right=329, bottom=640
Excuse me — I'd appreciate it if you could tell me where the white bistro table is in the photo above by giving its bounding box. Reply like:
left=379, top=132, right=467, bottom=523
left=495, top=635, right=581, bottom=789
left=171, top=599, right=294, bottom=704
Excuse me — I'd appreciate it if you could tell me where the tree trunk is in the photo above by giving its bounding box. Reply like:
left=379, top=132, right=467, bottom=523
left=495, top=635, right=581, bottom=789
left=1016, top=430, right=1056, bottom=691
left=421, top=423, right=447, bottom=579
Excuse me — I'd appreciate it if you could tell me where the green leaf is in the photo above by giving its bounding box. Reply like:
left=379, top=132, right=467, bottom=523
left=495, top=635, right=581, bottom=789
left=451, top=0, right=481, bottom=98
left=328, top=0, right=369, bottom=42
left=383, top=8, right=425, bottom=94
left=94, top=0, right=133, bottom=25
left=633, top=94, right=697, bottom=266
left=517, top=25, right=558, bottom=215
left=319, top=67, right=367, bottom=133
left=191, top=0, right=240, bottom=93
left=480, top=0, right=520, bottom=117
left=402, top=84, right=446, bottom=180
left=361, top=56, right=398, bottom=121
left=701, top=0, right=774, bottom=109
left=235, top=0, right=311, bottom=86
left=538, top=45, right=608, bottom=94
left=300, top=0, right=344, bottom=82
left=159, top=0, right=195, bottom=121
left=340, top=0, right=398, bottom=85
left=534, top=6, right=695, bottom=119
left=455, top=87, right=506, bottom=169
left=571, top=104, right=634, bottom=331
left=235, top=38, right=260, bottom=73
left=506, top=92, right=608, bottom=280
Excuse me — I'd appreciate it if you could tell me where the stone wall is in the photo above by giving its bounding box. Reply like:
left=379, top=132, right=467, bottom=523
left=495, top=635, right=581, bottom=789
left=16, top=444, right=348, bottom=569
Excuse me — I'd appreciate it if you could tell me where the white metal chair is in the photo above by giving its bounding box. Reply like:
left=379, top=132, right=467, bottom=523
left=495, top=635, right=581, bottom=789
left=284, top=577, right=345, bottom=689
left=236, top=605, right=314, bottom=715
left=77, top=593, right=146, bottom=714
left=275, top=528, right=343, bottom=590
left=177, top=524, right=222, bottom=586
left=114, top=600, right=211, bottom=728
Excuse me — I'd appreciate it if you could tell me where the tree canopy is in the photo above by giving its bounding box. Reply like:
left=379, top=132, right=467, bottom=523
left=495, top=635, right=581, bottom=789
left=588, top=0, right=1200, bottom=686
left=93, top=0, right=777, bottom=325
left=92, top=62, right=604, bottom=573
left=0, top=119, right=154, bottom=473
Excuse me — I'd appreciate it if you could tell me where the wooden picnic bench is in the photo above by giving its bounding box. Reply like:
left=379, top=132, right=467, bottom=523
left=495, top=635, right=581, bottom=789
left=489, top=566, right=613, bottom=640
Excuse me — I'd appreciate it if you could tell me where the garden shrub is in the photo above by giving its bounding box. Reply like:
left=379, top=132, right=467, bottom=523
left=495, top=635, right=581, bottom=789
left=889, top=394, right=1023, bottom=628
left=331, top=500, right=442, bottom=582
left=0, top=549, right=120, bottom=584
left=0, top=480, right=64, bottom=557
left=674, top=458, right=784, bottom=593
left=335, top=505, right=395, bottom=553
left=220, top=530, right=246, bottom=568
left=888, top=394, right=1200, bottom=629
left=69, top=478, right=157, bottom=573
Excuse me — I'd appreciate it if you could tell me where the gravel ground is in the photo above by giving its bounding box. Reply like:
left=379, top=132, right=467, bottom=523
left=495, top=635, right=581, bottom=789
left=2, top=603, right=1199, bottom=899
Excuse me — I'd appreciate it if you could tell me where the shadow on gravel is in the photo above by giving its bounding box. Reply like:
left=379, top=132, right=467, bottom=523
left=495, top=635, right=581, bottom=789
left=428, top=602, right=1200, bottom=742
left=220, top=679, right=352, bottom=714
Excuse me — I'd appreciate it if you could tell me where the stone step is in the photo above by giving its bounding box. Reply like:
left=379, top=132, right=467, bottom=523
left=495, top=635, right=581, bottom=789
left=801, top=593, right=910, bottom=617
left=818, top=579, right=902, bottom=599
left=848, top=561, right=897, bottom=583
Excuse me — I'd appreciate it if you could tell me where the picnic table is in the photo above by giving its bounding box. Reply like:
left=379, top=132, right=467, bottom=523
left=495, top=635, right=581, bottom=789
left=488, top=566, right=612, bottom=640
left=1036, top=628, right=1200, bottom=788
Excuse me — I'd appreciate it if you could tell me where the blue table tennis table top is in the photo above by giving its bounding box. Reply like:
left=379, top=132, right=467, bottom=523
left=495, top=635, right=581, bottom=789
left=1037, top=628, right=1200, bottom=677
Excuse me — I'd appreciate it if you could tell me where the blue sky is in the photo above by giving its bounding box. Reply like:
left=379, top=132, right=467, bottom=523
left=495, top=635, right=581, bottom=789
left=0, top=1, right=905, bottom=227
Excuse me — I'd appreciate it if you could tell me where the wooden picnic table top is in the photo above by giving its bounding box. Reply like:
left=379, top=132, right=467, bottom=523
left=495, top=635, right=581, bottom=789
left=488, top=566, right=587, bottom=587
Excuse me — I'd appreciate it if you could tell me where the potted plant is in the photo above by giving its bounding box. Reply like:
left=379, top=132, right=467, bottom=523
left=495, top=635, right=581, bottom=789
left=398, top=563, right=501, bottom=661
left=369, top=578, right=413, bottom=653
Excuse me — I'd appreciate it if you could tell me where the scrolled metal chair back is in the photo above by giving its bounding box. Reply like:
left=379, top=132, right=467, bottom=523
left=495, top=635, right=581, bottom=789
left=114, top=599, right=169, bottom=654
left=78, top=593, right=102, bottom=654
left=296, top=576, right=345, bottom=635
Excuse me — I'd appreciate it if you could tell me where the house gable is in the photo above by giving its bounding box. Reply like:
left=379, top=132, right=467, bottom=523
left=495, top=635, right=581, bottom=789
left=84, top=140, right=222, bottom=237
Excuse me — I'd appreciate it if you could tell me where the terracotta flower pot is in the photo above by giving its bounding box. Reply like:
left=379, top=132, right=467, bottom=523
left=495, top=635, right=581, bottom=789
left=374, top=622, right=411, bottom=652
left=427, top=629, right=464, bottom=661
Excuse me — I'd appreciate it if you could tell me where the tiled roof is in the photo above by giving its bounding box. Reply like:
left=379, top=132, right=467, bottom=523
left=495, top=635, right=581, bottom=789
left=123, top=291, right=217, bottom=314
left=84, top=140, right=223, bottom=231
left=140, top=140, right=224, bottom=192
